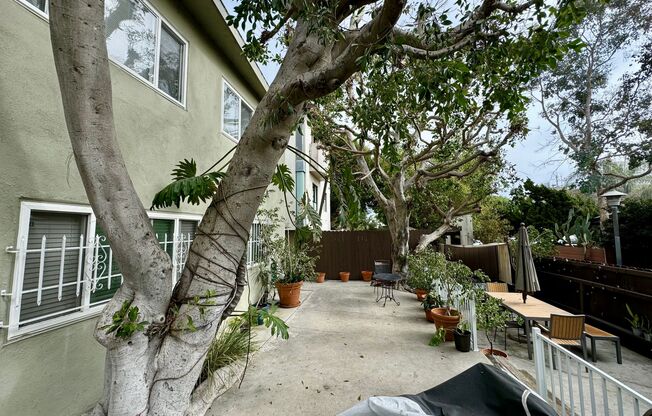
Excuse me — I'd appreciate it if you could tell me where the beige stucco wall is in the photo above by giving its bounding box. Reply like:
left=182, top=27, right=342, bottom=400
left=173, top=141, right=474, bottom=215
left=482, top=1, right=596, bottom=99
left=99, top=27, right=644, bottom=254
left=0, top=1, right=276, bottom=414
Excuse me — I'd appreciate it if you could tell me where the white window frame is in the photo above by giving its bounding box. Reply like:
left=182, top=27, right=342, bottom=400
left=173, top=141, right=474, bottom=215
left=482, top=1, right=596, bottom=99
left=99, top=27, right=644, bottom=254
left=15, top=0, right=189, bottom=107
left=221, top=78, right=254, bottom=142
left=6, top=201, right=203, bottom=341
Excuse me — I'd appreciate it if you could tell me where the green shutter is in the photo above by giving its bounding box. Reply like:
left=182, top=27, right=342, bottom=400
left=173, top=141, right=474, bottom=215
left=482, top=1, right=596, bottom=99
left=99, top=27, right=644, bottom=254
left=153, top=219, right=175, bottom=258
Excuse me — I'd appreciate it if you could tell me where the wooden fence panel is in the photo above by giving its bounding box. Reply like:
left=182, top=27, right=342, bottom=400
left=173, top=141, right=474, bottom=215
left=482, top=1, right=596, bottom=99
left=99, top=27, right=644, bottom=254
left=535, top=258, right=652, bottom=357
left=441, top=243, right=512, bottom=283
left=311, top=229, right=432, bottom=280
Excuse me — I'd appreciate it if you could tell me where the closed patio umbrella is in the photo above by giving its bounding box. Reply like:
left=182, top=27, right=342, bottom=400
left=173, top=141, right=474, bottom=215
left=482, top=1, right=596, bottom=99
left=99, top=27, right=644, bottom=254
left=514, top=223, right=540, bottom=303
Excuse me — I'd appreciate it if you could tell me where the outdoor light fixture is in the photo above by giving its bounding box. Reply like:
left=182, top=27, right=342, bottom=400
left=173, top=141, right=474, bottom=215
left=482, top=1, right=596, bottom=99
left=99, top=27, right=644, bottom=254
left=600, top=190, right=627, bottom=266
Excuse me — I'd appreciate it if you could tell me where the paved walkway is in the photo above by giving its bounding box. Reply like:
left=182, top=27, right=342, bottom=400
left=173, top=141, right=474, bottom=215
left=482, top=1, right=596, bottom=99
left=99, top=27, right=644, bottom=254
left=208, top=280, right=487, bottom=415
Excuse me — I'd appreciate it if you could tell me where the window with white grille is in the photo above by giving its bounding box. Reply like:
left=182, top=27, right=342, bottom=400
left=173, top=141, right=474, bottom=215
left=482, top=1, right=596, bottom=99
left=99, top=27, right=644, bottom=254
left=247, top=222, right=263, bottom=266
left=6, top=202, right=201, bottom=339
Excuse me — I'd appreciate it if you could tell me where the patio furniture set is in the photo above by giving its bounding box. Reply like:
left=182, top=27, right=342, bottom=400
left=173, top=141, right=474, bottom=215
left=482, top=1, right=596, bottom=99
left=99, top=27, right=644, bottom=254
left=487, top=288, right=622, bottom=364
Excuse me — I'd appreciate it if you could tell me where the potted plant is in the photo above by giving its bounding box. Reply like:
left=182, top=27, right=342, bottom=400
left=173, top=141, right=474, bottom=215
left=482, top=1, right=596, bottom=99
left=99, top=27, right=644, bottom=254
left=422, top=291, right=443, bottom=322
left=454, top=321, right=472, bottom=353
left=431, top=258, right=481, bottom=341
left=257, top=200, right=320, bottom=308
left=339, top=271, right=350, bottom=282
left=273, top=241, right=317, bottom=307
left=361, top=270, right=373, bottom=282
left=642, top=318, right=652, bottom=342
left=407, top=249, right=440, bottom=301
left=476, top=291, right=510, bottom=358
left=626, top=304, right=643, bottom=337
left=316, top=272, right=326, bottom=283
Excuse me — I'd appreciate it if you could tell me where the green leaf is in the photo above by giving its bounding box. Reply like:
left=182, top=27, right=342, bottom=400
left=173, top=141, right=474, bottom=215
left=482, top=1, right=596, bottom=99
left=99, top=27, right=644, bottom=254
left=151, top=159, right=225, bottom=209
left=271, top=164, right=294, bottom=193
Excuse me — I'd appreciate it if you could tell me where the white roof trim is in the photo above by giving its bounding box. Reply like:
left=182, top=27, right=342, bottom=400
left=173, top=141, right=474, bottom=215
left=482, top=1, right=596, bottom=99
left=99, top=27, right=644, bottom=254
left=213, top=0, right=270, bottom=92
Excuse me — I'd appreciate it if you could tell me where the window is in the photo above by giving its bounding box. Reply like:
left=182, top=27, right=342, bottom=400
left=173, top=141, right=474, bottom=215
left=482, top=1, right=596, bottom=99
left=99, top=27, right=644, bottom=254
left=7, top=202, right=202, bottom=339
left=312, top=184, right=319, bottom=211
left=247, top=222, right=263, bottom=266
left=222, top=82, right=253, bottom=141
left=21, top=0, right=47, bottom=14
left=18, top=0, right=187, bottom=104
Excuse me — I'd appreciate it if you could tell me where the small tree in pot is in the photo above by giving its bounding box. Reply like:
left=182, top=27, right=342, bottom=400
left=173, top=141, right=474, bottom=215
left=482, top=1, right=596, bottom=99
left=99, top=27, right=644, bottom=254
left=476, top=291, right=511, bottom=357
left=407, top=248, right=443, bottom=300
left=431, top=259, right=484, bottom=341
left=454, top=321, right=472, bottom=352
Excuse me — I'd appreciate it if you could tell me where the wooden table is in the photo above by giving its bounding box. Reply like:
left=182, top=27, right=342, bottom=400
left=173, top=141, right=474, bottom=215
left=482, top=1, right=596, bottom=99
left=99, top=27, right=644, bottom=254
left=487, top=292, right=571, bottom=359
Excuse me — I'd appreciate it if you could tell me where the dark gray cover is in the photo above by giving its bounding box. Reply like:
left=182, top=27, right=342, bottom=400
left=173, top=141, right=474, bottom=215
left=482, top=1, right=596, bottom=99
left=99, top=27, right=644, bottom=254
left=403, top=363, right=556, bottom=416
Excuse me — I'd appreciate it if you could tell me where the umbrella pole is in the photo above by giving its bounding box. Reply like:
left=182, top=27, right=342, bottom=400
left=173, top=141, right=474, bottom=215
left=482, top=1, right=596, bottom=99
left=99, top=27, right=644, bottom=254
left=521, top=224, right=528, bottom=304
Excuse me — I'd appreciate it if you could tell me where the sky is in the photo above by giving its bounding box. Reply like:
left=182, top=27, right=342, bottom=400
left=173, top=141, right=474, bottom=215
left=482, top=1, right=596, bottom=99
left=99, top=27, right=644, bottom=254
left=223, top=1, right=577, bottom=191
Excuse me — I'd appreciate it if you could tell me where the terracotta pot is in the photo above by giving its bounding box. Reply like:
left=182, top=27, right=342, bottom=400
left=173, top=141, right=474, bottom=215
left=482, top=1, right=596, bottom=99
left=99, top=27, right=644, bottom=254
left=316, top=272, right=326, bottom=283
left=424, top=308, right=435, bottom=322
left=361, top=271, right=373, bottom=282
left=275, top=281, right=303, bottom=308
left=431, top=307, right=461, bottom=341
left=339, top=272, right=350, bottom=282
left=415, top=289, right=428, bottom=301
left=481, top=348, right=508, bottom=358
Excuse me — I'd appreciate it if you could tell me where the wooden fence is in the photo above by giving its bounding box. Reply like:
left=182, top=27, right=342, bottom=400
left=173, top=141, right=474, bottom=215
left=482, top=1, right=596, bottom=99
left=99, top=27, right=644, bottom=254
left=440, top=243, right=512, bottom=283
left=535, top=258, right=652, bottom=357
left=312, top=229, right=432, bottom=280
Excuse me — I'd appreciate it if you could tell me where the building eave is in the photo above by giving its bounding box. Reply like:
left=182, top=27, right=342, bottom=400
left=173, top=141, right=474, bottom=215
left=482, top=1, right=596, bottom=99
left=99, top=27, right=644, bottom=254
left=181, top=0, right=269, bottom=100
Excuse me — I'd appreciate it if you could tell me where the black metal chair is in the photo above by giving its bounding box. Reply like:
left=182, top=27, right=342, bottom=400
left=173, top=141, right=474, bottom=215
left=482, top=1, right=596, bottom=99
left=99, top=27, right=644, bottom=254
left=372, top=260, right=391, bottom=293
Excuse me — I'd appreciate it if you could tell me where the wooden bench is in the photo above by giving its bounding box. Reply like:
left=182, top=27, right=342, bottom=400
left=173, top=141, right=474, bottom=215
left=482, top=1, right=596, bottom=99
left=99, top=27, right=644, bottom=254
left=584, top=324, right=622, bottom=364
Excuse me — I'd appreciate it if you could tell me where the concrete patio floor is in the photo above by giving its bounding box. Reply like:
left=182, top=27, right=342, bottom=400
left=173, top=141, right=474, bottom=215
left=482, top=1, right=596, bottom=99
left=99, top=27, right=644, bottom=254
left=208, top=280, right=488, bottom=415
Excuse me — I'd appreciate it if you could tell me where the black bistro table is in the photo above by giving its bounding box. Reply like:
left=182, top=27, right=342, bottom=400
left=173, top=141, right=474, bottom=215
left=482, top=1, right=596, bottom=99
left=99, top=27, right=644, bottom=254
left=374, top=273, right=401, bottom=306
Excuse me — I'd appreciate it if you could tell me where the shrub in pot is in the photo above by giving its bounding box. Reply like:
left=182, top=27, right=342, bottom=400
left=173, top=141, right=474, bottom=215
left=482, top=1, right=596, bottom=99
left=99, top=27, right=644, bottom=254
left=273, top=242, right=318, bottom=307
left=422, top=291, right=443, bottom=322
left=476, top=291, right=511, bottom=357
left=407, top=249, right=442, bottom=301
left=339, top=272, right=350, bottom=282
left=431, top=258, right=484, bottom=341
left=256, top=202, right=320, bottom=309
left=316, top=272, right=326, bottom=283
left=454, top=321, right=472, bottom=353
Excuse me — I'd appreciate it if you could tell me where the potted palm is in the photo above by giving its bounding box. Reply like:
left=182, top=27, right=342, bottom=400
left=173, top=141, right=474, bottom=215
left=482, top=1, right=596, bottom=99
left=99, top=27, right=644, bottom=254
left=407, top=249, right=439, bottom=301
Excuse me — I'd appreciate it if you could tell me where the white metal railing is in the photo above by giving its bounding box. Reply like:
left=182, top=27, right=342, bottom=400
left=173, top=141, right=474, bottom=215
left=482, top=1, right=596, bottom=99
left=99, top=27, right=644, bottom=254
left=532, top=327, right=652, bottom=416
left=3, top=233, right=193, bottom=331
left=431, top=281, right=478, bottom=351
left=4, top=225, right=264, bottom=334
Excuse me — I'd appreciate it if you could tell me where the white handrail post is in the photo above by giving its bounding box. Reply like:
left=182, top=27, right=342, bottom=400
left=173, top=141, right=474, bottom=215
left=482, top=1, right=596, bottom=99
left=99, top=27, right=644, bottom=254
left=533, top=327, right=548, bottom=398
left=469, top=295, right=478, bottom=351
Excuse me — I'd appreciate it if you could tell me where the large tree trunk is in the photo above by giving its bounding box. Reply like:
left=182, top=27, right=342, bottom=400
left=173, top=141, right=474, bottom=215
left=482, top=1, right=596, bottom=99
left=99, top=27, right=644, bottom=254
left=385, top=202, right=410, bottom=276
